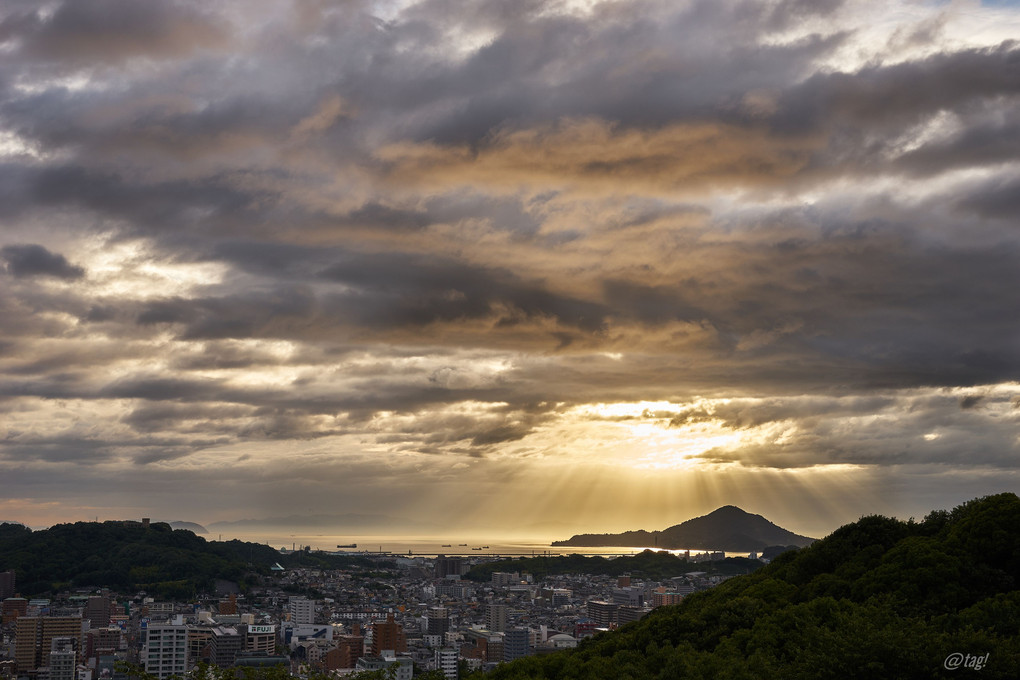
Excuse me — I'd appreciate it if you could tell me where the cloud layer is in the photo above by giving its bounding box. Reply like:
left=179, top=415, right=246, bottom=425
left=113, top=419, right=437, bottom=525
left=1, top=0, right=1019, bottom=536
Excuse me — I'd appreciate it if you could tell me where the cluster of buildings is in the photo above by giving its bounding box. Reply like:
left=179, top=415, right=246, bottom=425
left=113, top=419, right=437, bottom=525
left=0, top=553, right=723, bottom=679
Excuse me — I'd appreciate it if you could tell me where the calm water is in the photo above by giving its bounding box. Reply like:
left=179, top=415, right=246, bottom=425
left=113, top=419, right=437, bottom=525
left=208, top=530, right=748, bottom=559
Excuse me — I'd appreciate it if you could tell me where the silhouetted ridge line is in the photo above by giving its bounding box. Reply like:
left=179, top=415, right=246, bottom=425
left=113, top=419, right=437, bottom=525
left=553, top=505, right=816, bottom=550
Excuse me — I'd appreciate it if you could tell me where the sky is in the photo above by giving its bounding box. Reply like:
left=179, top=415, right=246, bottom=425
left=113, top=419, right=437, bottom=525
left=1, top=0, right=1019, bottom=540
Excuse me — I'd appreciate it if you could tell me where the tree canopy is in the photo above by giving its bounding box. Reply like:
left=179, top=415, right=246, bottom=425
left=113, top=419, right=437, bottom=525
left=0, top=520, right=392, bottom=597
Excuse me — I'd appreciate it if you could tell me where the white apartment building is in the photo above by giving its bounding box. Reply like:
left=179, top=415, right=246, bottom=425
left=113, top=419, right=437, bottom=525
left=434, top=647, right=458, bottom=680
left=288, top=597, right=315, bottom=625
left=143, top=617, right=188, bottom=680
left=47, top=637, right=76, bottom=680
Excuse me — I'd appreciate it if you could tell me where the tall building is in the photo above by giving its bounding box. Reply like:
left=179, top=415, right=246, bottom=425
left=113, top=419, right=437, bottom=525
left=617, top=606, right=652, bottom=625
left=461, top=630, right=502, bottom=663
left=433, top=556, right=464, bottom=579
left=289, top=597, right=315, bottom=625
left=218, top=594, right=237, bottom=616
left=244, top=624, right=276, bottom=654
left=187, top=627, right=213, bottom=667
left=85, top=596, right=111, bottom=628
left=320, top=647, right=345, bottom=672
left=14, top=616, right=86, bottom=674
left=333, top=634, right=365, bottom=669
left=47, top=637, right=76, bottom=680
left=2, top=598, right=28, bottom=625
left=491, top=572, right=517, bottom=587
left=370, top=614, right=406, bottom=656
left=143, top=620, right=188, bottom=680
left=210, top=626, right=243, bottom=668
left=651, top=591, right=684, bottom=607
left=586, top=601, right=618, bottom=628
left=547, top=589, right=572, bottom=607
left=434, top=647, right=458, bottom=680
left=85, top=627, right=122, bottom=661
left=485, top=604, right=507, bottom=633
left=503, top=628, right=529, bottom=662
left=611, top=587, right=643, bottom=607
left=434, top=582, right=472, bottom=599
left=0, top=570, right=15, bottom=599
left=426, top=607, right=449, bottom=636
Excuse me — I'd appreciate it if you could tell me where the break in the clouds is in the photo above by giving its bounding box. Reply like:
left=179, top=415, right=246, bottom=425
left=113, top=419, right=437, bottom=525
left=1, top=0, right=1019, bottom=537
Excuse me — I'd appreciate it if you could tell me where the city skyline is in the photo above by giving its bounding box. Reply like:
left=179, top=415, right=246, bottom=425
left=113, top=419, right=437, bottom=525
left=2, top=0, right=1019, bottom=540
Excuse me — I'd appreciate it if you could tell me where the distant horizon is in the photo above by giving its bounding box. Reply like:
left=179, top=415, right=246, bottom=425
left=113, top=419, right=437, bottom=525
left=8, top=493, right=1007, bottom=544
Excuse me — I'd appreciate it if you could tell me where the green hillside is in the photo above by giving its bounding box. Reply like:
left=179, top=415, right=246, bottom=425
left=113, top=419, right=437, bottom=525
left=0, top=520, right=389, bottom=598
left=477, top=493, right=1020, bottom=679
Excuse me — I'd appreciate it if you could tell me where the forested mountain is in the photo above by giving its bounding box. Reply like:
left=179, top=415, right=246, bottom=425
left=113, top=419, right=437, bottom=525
left=553, top=505, right=815, bottom=550
left=481, top=493, right=1020, bottom=679
left=0, top=520, right=387, bottom=598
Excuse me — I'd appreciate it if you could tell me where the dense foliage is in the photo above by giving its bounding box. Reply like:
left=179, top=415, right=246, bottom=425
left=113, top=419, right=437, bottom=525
left=472, top=493, right=1020, bottom=679
left=466, top=551, right=766, bottom=582
left=0, top=521, right=392, bottom=598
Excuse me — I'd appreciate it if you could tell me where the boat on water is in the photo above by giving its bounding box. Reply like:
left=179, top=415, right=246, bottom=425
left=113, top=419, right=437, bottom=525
left=459, top=543, right=468, bottom=546
left=441, top=544, right=451, bottom=547
left=472, top=547, right=482, bottom=550
left=337, top=543, right=357, bottom=548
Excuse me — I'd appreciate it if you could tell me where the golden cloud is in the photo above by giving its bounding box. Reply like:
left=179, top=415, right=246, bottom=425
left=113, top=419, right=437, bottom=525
left=379, top=118, right=821, bottom=195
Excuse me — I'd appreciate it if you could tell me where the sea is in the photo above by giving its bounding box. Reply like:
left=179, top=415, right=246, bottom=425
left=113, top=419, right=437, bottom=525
left=208, top=531, right=749, bottom=559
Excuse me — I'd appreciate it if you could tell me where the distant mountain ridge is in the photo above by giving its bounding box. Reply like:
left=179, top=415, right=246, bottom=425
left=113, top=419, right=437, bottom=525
left=552, top=505, right=816, bottom=551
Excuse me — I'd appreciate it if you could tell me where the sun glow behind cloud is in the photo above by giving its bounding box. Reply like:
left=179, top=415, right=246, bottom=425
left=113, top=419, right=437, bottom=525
left=81, top=239, right=227, bottom=298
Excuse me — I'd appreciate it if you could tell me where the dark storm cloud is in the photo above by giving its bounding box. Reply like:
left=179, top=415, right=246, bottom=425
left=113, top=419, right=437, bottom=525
left=26, top=166, right=264, bottom=235
left=893, top=115, right=1020, bottom=177
left=6, top=0, right=229, bottom=65
left=960, top=395, right=984, bottom=410
left=0, top=432, right=226, bottom=465
left=375, top=1, right=846, bottom=145
left=329, top=195, right=543, bottom=236
left=602, top=280, right=708, bottom=326
left=957, top=175, right=1020, bottom=219
left=0, top=436, right=118, bottom=464
left=237, top=410, right=346, bottom=441
left=1, top=244, right=84, bottom=279
left=99, top=377, right=224, bottom=402
left=773, top=41, right=1020, bottom=133
left=122, top=403, right=255, bottom=433
left=757, top=41, right=1020, bottom=181
left=320, top=252, right=608, bottom=332
left=369, top=402, right=553, bottom=451
left=209, top=241, right=333, bottom=278
left=128, top=242, right=610, bottom=341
